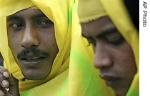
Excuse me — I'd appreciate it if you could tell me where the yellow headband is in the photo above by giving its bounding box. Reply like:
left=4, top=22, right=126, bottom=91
left=78, top=0, right=106, bottom=23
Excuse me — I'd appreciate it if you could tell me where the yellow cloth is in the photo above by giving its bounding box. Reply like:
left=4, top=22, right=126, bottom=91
left=100, top=0, right=139, bottom=96
left=69, top=1, right=115, bottom=96
left=78, top=0, right=106, bottom=23
left=0, top=0, right=115, bottom=96
left=0, top=0, right=70, bottom=96
left=78, top=0, right=139, bottom=96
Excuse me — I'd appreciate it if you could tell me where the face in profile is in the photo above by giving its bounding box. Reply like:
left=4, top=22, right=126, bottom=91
left=81, top=16, right=137, bottom=96
left=7, top=7, right=58, bottom=80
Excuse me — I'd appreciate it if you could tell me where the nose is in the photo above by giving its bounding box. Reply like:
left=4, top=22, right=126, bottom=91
left=21, top=25, right=40, bottom=48
left=94, top=42, right=113, bottom=69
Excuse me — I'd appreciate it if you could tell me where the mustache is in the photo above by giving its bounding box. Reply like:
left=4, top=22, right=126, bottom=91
left=17, top=48, right=49, bottom=60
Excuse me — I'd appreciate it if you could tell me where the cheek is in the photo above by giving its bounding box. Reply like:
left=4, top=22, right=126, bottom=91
left=112, top=43, right=136, bottom=74
left=38, top=29, right=58, bottom=51
left=8, top=33, right=22, bottom=55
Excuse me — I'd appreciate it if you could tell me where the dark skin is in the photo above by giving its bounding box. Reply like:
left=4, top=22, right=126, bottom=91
left=0, top=66, right=19, bottom=96
left=1, top=54, right=19, bottom=96
left=7, top=7, right=58, bottom=80
left=0, top=7, right=58, bottom=96
left=81, top=16, right=137, bottom=96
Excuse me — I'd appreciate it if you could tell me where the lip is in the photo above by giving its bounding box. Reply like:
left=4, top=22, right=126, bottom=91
left=19, top=56, right=48, bottom=64
left=100, top=74, right=121, bottom=88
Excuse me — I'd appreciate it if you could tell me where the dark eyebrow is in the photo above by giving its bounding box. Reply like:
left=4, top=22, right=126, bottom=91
left=7, top=16, right=22, bottom=21
left=33, top=13, right=47, bottom=19
left=96, top=27, right=118, bottom=38
left=32, top=13, right=51, bottom=22
left=82, top=26, right=118, bottom=39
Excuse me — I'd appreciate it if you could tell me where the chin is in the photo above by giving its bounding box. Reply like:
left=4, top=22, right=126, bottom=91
left=24, top=73, right=47, bottom=80
left=22, top=70, right=50, bottom=80
left=115, top=87, right=128, bottom=96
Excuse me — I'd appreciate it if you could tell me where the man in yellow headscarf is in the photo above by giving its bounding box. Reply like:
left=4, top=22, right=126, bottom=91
left=78, top=0, right=139, bottom=96
left=0, top=0, right=115, bottom=96
left=0, top=0, right=74, bottom=96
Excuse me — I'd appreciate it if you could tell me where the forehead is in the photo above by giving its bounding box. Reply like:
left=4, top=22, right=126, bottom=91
left=7, top=7, right=44, bottom=19
left=81, top=16, right=115, bottom=37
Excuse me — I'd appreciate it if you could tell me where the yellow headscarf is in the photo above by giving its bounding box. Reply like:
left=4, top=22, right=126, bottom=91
left=100, top=1, right=139, bottom=96
left=0, top=0, right=115, bottom=96
left=69, top=0, right=115, bottom=96
left=78, top=0, right=139, bottom=96
left=0, top=0, right=71, bottom=95
left=78, top=0, right=106, bottom=23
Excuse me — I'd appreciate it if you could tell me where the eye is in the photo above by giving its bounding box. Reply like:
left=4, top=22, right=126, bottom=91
left=86, top=37, right=96, bottom=46
left=36, top=17, right=53, bottom=28
left=8, top=21, right=24, bottom=32
left=104, top=32, right=125, bottom=46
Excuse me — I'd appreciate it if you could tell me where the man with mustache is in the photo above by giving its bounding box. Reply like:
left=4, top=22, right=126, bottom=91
left=0, top=0, right=109, bottom=96
left=78, top=0, right=139, bottom=96
left=0, top=6, right=58, bottom=96
left=7, top=7, right=59, bottom=81
left=0, top=0, right=71, bottom=96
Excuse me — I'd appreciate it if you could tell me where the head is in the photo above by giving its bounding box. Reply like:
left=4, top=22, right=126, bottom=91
left=7, top=7, right=58, bottom=80
left=81, top=16, right=136, bottom=96
left=78, top=0, right=137, bottom=96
